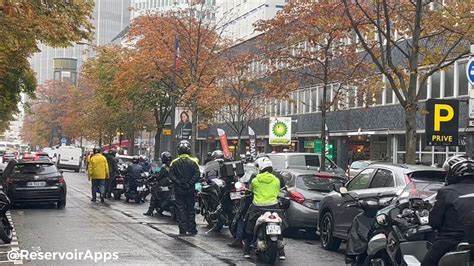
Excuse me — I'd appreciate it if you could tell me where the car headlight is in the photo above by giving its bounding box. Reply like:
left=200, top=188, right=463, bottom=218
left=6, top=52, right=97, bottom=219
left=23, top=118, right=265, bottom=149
left=376, top=213, right=388, bottom=226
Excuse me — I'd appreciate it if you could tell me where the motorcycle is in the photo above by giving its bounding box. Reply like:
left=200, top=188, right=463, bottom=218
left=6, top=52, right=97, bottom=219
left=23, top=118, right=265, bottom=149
left=0, top=192, right=12, bottom=243
left=112, top=173, right=125, bottom=200
left=345, top=196, right=391, bottom=266
left=146, top=173, right=176, bottom=219
left=125, top=172, right=150, bottom=203
left=363, top=181, right=474, bottom=266
left=198, top=161, right=245, bottom=233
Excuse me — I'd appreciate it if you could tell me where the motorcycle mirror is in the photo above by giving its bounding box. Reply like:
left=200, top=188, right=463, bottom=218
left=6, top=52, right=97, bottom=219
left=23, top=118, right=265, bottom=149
left=339, top=187, right=348, bottom=195
left=234, top=181, right=244, bottom=190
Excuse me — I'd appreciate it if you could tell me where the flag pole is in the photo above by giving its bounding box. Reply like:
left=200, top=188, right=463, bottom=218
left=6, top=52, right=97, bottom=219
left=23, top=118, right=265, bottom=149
left=170, top=35, right=178, bottom=157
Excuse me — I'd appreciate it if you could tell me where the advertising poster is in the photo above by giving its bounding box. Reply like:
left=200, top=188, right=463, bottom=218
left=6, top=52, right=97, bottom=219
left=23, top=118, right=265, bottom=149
left=269, top=117, right=292, bottom=145
left=175, top=107, right=192, bottom=140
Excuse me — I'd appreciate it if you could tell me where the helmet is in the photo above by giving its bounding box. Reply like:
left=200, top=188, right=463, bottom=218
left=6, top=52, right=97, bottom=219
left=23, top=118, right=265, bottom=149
left=254, top=157, right=273, bottom=172
left=177, top=140, right=191, bottom=155
left=93, top=147, right=101, bottom=154
left=443, top=155, right=474, bottom=185
left=132, top=156, right=140, bottom=164
left=211, top=150, right=224, bottom=160
left=161, top=151, right=172, bottom=165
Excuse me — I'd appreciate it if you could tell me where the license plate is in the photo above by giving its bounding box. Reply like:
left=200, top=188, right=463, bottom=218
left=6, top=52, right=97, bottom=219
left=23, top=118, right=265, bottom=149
left=266, top=224, right=281, bottom=235
left=137, top=185, right=145, bottom=192
left=230, top=192, right=243, bottom=200
left=27, top=181, right=46, bottom=187
left=116, top=184, right=123, bottom=190
left=314, top=201, right=320, bottom=209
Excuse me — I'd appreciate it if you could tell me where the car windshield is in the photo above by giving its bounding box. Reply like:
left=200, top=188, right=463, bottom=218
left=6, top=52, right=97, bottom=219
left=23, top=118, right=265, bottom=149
left=297, top=174, right=343, bottom=192
left=13, top=164, right=58, bottom=176
left=397, top=180, right=444, bottom=201
left=351, top=161, right=369, bottom=170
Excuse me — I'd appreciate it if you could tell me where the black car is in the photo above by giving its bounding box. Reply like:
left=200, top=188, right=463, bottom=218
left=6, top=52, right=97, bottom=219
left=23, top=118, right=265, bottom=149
left=318, top=163, right=445, bottom=251
left=2, top=160, right=67, bottom=208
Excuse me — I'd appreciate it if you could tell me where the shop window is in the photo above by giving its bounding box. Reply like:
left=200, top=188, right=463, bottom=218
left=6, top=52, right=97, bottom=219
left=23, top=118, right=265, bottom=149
left=458, top=62, right=469, bottom=96
left=444, top=66, right=454, bottom=97
left=397, top=135, right=405, bottom=151
left=434, top=154, right=446, bottom=168
left=418, top=78, right=428, bottom=100
left=431, top=71, right=440, bottom=98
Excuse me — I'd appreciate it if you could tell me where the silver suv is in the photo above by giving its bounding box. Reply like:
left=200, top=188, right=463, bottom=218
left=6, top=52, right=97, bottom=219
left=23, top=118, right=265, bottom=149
left=266, top=153, right=345, bottom=176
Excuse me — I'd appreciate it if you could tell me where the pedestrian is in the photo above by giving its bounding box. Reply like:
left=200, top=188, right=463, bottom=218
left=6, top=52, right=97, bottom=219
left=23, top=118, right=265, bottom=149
left=169, top=140, right=200, bottom=235
left=105, top=149, right=118, bottom=199
left=88, top=147, right=109, bottom=203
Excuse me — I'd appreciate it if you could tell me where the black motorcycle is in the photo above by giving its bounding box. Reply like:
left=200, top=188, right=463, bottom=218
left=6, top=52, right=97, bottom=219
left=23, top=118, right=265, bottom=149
left=146, top=173, right=176, bottom=219
left=0, top=192, right=12, bottom=243
left=125, top=172, right=150, bottom=203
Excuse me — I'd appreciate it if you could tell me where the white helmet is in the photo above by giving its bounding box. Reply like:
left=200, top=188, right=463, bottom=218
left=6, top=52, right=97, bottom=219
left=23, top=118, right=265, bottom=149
left=254, top=157, right=273, bottom=172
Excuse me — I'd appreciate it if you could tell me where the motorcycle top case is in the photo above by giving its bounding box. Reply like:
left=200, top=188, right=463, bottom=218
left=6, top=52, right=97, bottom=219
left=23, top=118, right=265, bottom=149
left=219, top=161, right=244, bottom=178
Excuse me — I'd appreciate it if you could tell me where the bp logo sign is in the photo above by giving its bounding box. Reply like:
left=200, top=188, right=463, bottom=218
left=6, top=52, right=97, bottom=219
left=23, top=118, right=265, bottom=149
left=269, top=117, right=291, bottom=145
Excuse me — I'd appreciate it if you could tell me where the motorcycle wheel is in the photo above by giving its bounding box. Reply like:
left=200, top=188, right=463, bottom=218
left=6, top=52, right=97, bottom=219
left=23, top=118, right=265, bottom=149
left=113, top=191, right=121, bottom=200
left=363, top=251, right=391, bottom=266
left=0, top=216, right=12, bottom=244
left=257, top=240, right=278, bottom=264
left=135, top=196, right=142, bottom=203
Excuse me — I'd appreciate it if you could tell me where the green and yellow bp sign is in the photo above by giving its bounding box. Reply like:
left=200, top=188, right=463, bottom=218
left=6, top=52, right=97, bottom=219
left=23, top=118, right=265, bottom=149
left=425, top=99, right=459, bottom=146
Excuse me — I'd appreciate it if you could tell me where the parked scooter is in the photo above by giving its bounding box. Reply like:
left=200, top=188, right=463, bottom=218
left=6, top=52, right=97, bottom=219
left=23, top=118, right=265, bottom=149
left=146, top=172, right=175, bottom=218
left=112, top=173, right=125, bottom=200
left=125, top=172, right=150, bottom=203
left=0, top=192, right=12, bottom=243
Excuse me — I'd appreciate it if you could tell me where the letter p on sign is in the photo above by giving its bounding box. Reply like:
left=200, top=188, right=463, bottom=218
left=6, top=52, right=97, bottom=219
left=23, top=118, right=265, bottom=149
left=434, top=104, right=454, bottom=131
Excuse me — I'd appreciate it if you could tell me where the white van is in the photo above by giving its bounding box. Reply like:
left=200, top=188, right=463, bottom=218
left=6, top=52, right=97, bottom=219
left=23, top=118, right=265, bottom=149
left=57, top=146, right=83, bottom=172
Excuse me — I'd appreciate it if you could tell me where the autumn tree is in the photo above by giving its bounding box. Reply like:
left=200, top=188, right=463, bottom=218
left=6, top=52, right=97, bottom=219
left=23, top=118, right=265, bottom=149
left=342, top=0, right=472, bottom=164
left=215, top=53, right=263, bottom=154
left=256, top=0, right=372, bottom=170
left=126, top=4, right=228, bottom=156
left=0, top=0, right=93, bottom=133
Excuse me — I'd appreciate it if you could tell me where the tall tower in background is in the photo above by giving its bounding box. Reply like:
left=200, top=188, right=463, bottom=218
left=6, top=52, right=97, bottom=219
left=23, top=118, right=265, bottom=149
left=29, top=0, right=132, bottom=85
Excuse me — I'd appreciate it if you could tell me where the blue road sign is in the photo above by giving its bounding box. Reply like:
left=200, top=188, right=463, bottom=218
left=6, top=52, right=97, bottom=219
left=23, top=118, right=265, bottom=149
left=467, top=58, right=474, bottom=85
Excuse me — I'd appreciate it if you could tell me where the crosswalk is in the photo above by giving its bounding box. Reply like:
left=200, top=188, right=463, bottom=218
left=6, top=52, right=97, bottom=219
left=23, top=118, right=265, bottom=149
left=0, top=212, right=21, bottom=265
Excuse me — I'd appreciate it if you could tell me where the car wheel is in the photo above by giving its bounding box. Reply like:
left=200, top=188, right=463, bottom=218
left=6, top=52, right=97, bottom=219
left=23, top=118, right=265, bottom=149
left=320, top=211, right=341, bottom=251
left=57, top=199, right=66, bottom=209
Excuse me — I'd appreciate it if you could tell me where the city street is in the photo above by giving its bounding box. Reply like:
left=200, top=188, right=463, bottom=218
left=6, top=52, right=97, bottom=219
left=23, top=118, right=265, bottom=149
left=10, top=171, right=345, bottom=265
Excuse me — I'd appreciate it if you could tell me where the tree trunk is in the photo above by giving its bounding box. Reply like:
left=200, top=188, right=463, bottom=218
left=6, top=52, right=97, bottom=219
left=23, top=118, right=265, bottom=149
left=154, top=127, right=162, bottom=161
left=405, top=103, right=417, bottom=164
left=128, top=131, right=135, bottom=155
left=191, top=107, right=198, bottom=156
left=237, top=133, right=243, bottom=155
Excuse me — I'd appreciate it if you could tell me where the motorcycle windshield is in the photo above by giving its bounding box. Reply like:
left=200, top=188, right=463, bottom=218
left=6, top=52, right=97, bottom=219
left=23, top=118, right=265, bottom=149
left=397, top=181, right=444, bottom=202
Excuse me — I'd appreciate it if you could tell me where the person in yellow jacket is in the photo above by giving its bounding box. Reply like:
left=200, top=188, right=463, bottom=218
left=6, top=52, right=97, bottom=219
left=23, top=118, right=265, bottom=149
left=88, top=147, right=109, bottom=202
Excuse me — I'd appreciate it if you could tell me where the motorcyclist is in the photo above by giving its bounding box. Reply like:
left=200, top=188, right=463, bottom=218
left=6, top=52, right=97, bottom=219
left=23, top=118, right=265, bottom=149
left=124, top=156, right=144, bottom=203
left=228, top=153, right=286, bottom=248
left=140, top=156, right=151, bottom=172
left=169, top=140, right=201, bottom=235
left=105, top=149, right=118, bottom=199
left=203, top=150, right=225, bottom=182
left=421, top=155, right=474, bottom=266
left=144, top=152, right=173, bottom=216
left=204, top=152, right=213, bottom=165
left=243, top=157, right=286, bottom=260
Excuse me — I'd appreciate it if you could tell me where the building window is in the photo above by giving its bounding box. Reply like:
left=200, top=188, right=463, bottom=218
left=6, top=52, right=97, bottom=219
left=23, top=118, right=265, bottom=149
left=458, top=61, right=469, bottom=96
left=444, top=66, right=454, bottom=98
left=311, top=87, right=318, bottom=112
left=298, top=90, right=304, bottom=114
left=431, top=71, right=440, bottom=98
left=418, top=78, right=428, bottom=100
left=304, top=89, right=311, bottom=113
left=385, top=83, right=393, bottom=104
left=348, top=86, right=356, bottom=108
left=281, top=99, right=287, bottom=115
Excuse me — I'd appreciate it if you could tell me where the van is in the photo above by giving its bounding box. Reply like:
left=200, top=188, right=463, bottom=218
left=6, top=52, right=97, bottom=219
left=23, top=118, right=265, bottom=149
left=57, top=146, right=82, bottom=172
left=266, top=152, right=345, bottom=177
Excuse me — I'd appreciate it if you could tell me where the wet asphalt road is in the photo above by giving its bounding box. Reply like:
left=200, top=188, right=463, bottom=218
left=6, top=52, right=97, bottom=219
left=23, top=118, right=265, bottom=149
left=11, top=171, right=345, bottom=265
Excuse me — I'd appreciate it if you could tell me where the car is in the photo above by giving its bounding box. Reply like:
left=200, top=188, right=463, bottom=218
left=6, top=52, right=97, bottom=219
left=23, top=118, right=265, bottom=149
left=347, top=160, right=379, bottom=179
left=2, top=152, right=16, bottom=163
left=267, top=152, right=345, bottom=176
left=280, top=169, right=346, bottom=234
left=33, top=152, right=52, bottom=162
left=2, top=159, right=67, bottom=208
left=318, top=163, right=446, bottom=251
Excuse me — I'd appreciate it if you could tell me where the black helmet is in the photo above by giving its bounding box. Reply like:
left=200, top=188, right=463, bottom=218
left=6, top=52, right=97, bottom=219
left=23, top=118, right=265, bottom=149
left=443, top=155, right=474, bottom=185
left=211, top=150, right=224, bottom=160
left=93, top=147, right=101, bottom=154
left=161, top=151, right=172, bottom=165
left=132, top=156, right=140, bottom=164
left=177, top=140, right=191, bottom=155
